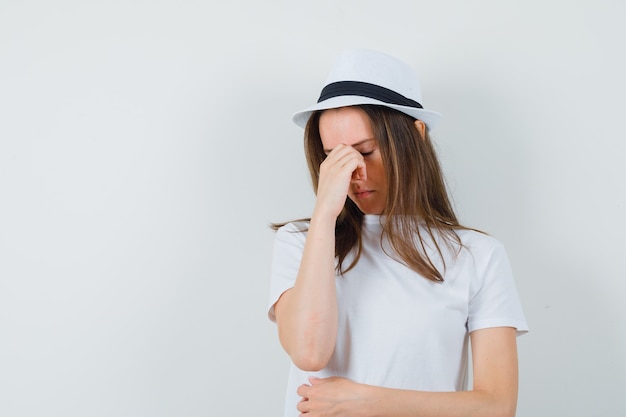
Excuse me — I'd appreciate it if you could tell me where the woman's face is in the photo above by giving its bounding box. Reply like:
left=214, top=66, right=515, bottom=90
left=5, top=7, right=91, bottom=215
left=318, top=106, right=388, bottom=215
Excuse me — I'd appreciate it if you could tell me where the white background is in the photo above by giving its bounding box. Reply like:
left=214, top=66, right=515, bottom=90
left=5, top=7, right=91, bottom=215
left=1, top=1, right=625, bottom=416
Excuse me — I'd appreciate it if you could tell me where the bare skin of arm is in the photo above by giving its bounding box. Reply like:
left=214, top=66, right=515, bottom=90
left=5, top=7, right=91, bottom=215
left=295, top=327, right=519, bottom=417
left=274, top=144, right=366, bottom=371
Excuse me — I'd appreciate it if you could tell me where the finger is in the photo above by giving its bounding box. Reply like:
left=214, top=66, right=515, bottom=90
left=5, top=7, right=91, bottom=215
left=351, top=162, right=367, bottom=181
left=308, top=376, right=324, bottom=385
left=325, top=143, right=362, bottom=163
left=297, top=397, right=310, bottom=413
left=297, top=383, right=311, bottom=397
left=328, top=150, right=365, bottom=177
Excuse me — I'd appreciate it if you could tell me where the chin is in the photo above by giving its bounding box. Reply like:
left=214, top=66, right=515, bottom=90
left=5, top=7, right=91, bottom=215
left=349, top=198, right=384, bottom=215
left=356, top=206, right=384, bottom=215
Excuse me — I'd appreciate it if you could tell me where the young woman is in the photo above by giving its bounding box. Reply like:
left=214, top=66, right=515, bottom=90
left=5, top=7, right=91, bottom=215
left=268, top=49, right=528, bottom=417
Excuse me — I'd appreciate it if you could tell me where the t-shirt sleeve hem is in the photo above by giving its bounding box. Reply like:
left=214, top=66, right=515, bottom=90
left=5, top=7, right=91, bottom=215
left=267, top=287, right=293, bottom=323
left=468, top=318, right=529, bottom=336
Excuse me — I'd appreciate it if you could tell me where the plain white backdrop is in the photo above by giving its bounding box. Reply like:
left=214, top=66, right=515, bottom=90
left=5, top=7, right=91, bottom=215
left=1, top=1, right=625, bottom=416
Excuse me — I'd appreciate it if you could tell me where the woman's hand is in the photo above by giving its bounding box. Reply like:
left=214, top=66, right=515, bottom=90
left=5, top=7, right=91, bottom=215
left=297, top=377, right=370, bottom=416
left=314, top=144, right=366, bottom=219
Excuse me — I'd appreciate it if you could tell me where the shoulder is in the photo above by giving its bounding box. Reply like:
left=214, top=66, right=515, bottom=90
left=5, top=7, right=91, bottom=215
left=453, top=229, right=509, bottom=267
left=276, top=220, right=310, bottom=235
left=455, top=229, right=504, bottom=251
left=274, top=220, right=310, bottom=245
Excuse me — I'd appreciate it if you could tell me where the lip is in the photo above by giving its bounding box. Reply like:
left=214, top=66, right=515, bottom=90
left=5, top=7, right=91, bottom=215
left=353, top=190, right=374, bottom=199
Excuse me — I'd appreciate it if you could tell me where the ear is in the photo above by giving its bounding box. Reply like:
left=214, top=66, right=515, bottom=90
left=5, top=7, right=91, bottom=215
left=414, top=120, right=426, bottom=139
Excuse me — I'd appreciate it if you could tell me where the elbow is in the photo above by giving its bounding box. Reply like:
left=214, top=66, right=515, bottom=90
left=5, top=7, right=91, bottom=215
left=498, top=392, right=518, bottom=417
left=289, top=349, right=333, bottom=372
left=496, top=407, right=516, bottom=417
left=489, top=397, right=518, bottom=417
left=473, top=390, right=517, bottom=417
left=285, top=335, right=335, bottom=371
left=277, top=323, right=336, bottom=371
left=502, top=404, right=517, bottom=417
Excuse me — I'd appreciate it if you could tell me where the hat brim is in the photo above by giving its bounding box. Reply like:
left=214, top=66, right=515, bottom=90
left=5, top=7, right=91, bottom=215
left=292, top=96, right=442, bottom=131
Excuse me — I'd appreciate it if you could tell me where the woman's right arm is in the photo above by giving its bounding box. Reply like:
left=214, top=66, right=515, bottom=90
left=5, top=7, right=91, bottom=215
left=273, top=144, right=365, bottom=371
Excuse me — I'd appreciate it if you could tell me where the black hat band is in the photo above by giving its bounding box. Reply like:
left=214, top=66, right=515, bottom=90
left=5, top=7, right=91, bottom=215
left=317, top=81, right=423, bottom=109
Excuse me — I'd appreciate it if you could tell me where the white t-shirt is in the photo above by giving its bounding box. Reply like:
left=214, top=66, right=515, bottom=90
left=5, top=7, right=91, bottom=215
left=268, top=215, right=528, bottom=417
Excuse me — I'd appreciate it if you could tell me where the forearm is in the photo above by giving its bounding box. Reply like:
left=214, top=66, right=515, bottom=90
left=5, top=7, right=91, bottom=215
left=357, top=328, right=518, bottom=417
left=275, top=210, right=338, bottom=371
left=361, top=386, right=516, bottom=417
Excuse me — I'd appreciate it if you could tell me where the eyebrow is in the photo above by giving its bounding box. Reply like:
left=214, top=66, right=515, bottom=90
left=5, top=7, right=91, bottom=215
left=323, top=138, right=376, bottom=154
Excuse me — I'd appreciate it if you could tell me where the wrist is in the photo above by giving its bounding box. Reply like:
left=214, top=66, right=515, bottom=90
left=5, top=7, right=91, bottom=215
left=355, top=384, right=384, bottom=417
left=311, top=206, right=340, bottom=228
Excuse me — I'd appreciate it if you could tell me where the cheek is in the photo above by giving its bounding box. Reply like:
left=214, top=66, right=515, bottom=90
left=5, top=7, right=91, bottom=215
left=368, top=159, right=386, bottom=182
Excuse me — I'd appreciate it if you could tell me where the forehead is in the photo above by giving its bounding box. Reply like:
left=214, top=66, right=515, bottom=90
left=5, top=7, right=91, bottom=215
left=318, top=107, right=375, bottom=149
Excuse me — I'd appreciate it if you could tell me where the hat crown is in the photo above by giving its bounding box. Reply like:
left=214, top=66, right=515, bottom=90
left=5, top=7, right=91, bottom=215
left=324, top=49, right=423, bottom=104
left=292, top=48, right=441, bottom=130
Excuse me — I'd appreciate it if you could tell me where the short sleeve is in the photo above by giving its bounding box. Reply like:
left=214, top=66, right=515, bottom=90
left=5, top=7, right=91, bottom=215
left=467, top=241, right=529, bottom=335
left=267, top=222, right=308, bottom=322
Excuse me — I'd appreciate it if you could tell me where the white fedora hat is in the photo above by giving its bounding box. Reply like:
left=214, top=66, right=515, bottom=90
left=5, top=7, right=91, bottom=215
left=292, top=49, right=442, bottom=130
